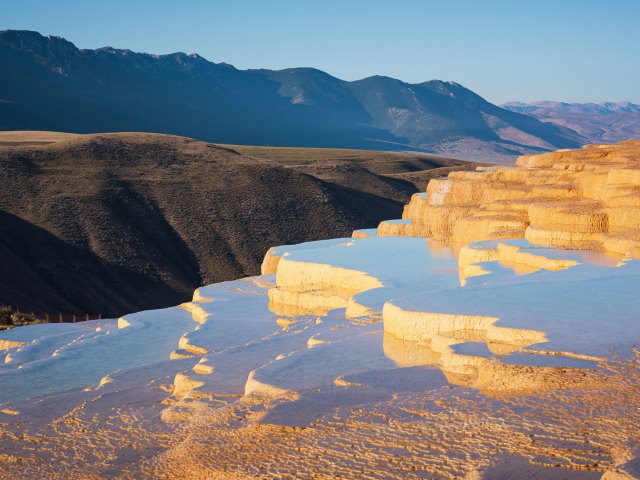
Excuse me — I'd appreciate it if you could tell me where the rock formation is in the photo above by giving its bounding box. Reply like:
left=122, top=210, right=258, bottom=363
left=382, top=140, right=640, bottom=258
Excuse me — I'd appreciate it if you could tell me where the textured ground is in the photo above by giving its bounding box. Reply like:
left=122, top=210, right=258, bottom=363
left=381, top=140, right=640, bottom=258
left=1, top=237, right=638, bottom=478
left=2, top=363, right=638, bottom=479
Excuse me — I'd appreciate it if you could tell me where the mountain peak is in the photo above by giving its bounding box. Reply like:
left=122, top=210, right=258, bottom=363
left=0, top=29, right=78, bottom=57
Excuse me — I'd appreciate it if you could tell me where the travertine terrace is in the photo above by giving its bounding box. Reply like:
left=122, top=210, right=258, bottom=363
left=1, top=142, right=640, bottom=479
left=380, top=140, right=640, bottom=255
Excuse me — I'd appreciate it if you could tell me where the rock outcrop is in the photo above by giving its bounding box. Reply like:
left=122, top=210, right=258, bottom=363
left=383, top=140, right=640, bottom=258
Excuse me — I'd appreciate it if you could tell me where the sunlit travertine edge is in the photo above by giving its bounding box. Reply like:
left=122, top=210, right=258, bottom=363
left=380, top=140, right=640, bottom=256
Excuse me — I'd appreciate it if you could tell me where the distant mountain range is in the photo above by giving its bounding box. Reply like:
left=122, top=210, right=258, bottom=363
left=502, top=101, right=640, bottom=144
left=0, top=30, right=586, bottom=162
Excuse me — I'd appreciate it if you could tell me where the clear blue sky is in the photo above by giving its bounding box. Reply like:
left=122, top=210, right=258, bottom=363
left=2, top=0, right=639, bottom=104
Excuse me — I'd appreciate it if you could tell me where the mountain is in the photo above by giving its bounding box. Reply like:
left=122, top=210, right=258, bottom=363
left=0, top=132, right=473, bottom=316
left=0, top=30, right=584, bottom=162
left=502, top=101, right=640, bottom=144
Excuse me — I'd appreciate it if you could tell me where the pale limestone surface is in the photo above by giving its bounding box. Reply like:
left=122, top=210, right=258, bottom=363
left=1, top=141, right=640, bottom=478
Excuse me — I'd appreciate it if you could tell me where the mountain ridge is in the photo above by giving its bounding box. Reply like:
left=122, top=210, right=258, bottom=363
left=502, top=101, right=640, bottom=144
left=502, top=100, right=640, bottom=115
left=0, top=29, right=583, bottom=162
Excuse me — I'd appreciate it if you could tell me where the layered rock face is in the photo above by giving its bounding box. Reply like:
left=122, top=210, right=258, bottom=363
left=380, top=140, right=640, bottom=257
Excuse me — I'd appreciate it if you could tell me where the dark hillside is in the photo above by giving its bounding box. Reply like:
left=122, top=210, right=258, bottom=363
left=0, top=133, right=475, bottom=316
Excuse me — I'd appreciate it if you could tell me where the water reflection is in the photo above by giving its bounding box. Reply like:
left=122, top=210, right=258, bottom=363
left=264, top=235, right=638, bottom=396
left=383, top=331, right=600, bottom=396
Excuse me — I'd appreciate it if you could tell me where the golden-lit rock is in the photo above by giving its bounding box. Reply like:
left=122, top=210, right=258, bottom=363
left=267, top=255, right=383, bottom=316
left=377, top=140, right=640, bottom=256
left=261, top=247, right=281, bottom=274
left=179, top=302, right=210, bottom=324
left=171, top=373, right=205, bottom=399
left=117, top=317, right=131, bottom=329
left=0, top=339, right=25, bottom=351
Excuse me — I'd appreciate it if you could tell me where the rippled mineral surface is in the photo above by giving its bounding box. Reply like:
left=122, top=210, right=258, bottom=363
left=1, top=142, right=640, bottom=479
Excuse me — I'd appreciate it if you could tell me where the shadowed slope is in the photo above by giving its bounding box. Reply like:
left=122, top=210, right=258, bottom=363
left=0, top=132, right=474, bottom=315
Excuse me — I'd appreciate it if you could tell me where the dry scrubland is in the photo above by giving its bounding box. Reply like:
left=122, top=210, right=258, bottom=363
left=223, top=143, right=475, bottom=192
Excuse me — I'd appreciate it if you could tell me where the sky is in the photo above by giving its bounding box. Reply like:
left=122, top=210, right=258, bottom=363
left=2, top=0, right=639, bottom=104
